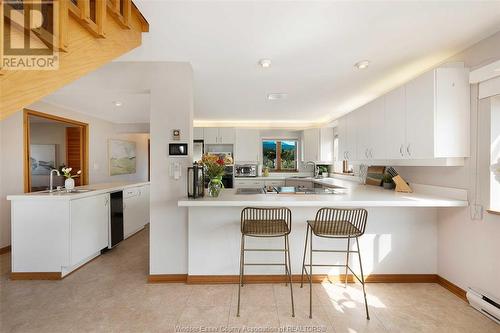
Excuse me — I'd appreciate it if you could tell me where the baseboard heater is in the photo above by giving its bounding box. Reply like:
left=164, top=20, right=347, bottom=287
left=466, top=288, right=500, bottom=324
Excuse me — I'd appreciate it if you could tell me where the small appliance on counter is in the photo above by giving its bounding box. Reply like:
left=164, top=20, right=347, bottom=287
left=187, top=162, right=205, bottom=198
left=235, top=164, right=257, bottom=177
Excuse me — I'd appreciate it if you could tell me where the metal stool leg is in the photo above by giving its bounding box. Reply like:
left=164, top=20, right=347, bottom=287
left=284, top=236, right=289, bottom=287
left=309, top=228, right=313, bottom=319
left=345, top=237, right=351, bottom=288
left=237, top=234, right=244, bottom=317
left=285, top=235, right=295, bottom=317
left=356, top=237, right=370, bottom=320
left=300, top=224, right=309, bottom=288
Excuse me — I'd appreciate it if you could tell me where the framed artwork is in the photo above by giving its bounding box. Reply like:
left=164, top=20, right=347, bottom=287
left=109, top=139, right=136, bottom=175
left=30, top=144, right=56, bottom=175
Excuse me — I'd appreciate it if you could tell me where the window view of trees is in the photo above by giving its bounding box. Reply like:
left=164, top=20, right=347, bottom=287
left=263, top=140, right=297, bottom=171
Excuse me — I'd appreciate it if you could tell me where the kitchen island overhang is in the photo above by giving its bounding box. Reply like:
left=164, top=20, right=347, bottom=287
left=177, top=184, right=468, bottom=282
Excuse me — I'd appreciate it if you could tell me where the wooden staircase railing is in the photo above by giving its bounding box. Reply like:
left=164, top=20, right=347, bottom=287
left=0, top=0, right=149, bottom=120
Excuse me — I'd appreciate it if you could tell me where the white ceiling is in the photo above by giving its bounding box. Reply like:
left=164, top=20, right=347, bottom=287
left=44, top=1, right=500, bottom=126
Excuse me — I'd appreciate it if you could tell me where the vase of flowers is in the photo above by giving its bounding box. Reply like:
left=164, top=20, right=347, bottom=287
left=202, top=155, right=225, bottom=197
left=61, top=167, right=81, bottom=191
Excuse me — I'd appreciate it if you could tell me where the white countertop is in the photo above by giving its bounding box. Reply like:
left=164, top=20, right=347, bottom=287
left=7, top=182, right=150, bottom=201
left=178, top=178, right=468, bottom=208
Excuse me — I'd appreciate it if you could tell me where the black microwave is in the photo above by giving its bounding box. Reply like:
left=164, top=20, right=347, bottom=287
left=169, top=143, right=188, bottom=156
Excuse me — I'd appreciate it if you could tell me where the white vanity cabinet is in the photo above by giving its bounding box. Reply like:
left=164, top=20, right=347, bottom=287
left=123, top=185, right=150, bottom=239
left=70, top=194, right=109, bottom=267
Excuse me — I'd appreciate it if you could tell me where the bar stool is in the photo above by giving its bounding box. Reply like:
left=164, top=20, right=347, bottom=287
left=300, top=208, right=369, bottom=320
left=237, top=207, right=294, bottom=317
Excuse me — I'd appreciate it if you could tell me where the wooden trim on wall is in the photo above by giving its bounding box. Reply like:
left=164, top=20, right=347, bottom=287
left=148, top=274, right=439, bottom=285
left=437, top=276, right=468, bottom=302
left=0, top=245, right=11, bottom=255
left=11, top=272, right=62, bottom=280
left=23, top=109, right=89, bottom=193
left=148, top=274, right=188, bottom=283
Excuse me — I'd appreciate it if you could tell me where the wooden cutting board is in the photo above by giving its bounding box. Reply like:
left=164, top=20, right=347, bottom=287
left=366, top=166, right=386, bottom=186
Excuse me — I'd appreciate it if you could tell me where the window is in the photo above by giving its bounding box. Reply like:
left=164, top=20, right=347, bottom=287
left=263, top=140, right=298, bottom=171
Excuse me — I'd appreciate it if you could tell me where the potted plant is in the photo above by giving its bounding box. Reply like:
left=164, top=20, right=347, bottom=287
left=202, top=155, right=225, bottom=197
left=382, top=173, right=395, bottom=189
left=61, top=167, right=81, bottom=191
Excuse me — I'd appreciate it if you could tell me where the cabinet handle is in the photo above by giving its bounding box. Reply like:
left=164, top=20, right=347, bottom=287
left=365, top=149, right=369, bottom=159
left=369, top=149, right=373, bottom=159
left=347, top=151, right=350, bottom=160
left=400, top=144, right=404, bottom=157
left=406, top=144, right=411, bottom=157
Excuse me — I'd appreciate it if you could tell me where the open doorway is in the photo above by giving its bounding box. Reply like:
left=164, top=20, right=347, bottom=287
left=23, top=109, right=89, bottom=193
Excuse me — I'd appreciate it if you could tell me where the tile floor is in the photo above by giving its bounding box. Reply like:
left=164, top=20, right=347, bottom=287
left=1, top=227, right=498, bottom=333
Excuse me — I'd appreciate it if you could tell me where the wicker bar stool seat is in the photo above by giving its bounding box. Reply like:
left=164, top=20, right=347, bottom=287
left=243, top=219, right=289, bottom=237
left=306, top=219, right=362, bottom=238
left=237, top=207, right=294, bottom=318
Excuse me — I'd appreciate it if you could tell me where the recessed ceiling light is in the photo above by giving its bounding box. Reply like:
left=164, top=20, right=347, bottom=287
left=259, top=59, right=272, bottom=68
left=267, top=93, right=287, bottom=100
left=113, top=101, right=123, bottom=107
left=354, top=60, right=370, bottom=70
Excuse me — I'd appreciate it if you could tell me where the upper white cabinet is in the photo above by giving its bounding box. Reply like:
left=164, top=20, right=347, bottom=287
left=384, top=86, right=406, bottom=159
left=337, top=111, right=357, bottom=161
left=193, top=127, right=204, bottom=140
left=356, top=97, right=385, bottom=161
left=203, top=127, right=235, bottom=144
left=303, top=127, right=334, bottom=163
left=338, top=66, right=470, bottom=165
left=234, top=129, right=261, bottom=162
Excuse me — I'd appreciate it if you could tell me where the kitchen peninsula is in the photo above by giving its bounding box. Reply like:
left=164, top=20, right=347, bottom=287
left=7, top=182, right=150, bottom=279
left=178, top=177, right=468, bottom=282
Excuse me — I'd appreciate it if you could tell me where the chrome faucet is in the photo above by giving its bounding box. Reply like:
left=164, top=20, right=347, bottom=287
left=49, top=169, right=60, bottom=192
left=305, top=161, right=319, bottom=178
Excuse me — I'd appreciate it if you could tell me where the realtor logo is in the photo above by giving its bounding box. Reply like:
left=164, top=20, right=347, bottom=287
left=1, top=0, right=59, bottom=70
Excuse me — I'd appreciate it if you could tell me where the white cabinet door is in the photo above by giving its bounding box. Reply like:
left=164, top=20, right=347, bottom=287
left=355, top=105, right=369, bottom=161
left=235, top=129, right=261, bottom=162
left=218, top=127, right=235, bottom=144
left=336, top=117, right=347, bottom=160
left=368, top=97, right=386, bottom=160
left=319, top=127, right=334, bottom=163
left=139, top=185, right=150, bottom=226
left=204, top=128, right=219, bottom=144
left=303, top=128, right=320, bottom=162
left=385, top=86, right=407, bottom=159
left=193, top=127, right=204, bottom=140
left=345, top=112, right=357, bottom=161
left=124, top=188, right=141, bottom=238
left=70, top=194, right=109, bottom=266
left=406, top=70, right=435, bottom=159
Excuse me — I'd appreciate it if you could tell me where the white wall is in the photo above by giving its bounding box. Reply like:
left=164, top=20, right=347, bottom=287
left=0, top=102, right=150, bottom=249
left=396, top=31, right=500, bottom=298
left=149, top=62, right=194, bottom=274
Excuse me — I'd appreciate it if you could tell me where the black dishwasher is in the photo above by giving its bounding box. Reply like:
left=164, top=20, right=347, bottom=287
left=109, top=191, right=124, bottom=248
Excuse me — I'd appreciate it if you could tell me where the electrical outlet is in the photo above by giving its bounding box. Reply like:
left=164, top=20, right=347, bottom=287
left=471, top=204, right=484, bottom=220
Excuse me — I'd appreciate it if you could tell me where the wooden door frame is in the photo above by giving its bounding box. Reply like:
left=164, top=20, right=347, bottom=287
left=23, top=109, right=89, bottom=193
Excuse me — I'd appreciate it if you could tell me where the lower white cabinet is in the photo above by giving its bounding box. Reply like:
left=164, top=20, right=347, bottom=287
left=124, top=185, right=150, bottom=238
left=234, top=179, right=263, bottom=188
left=70, top=194, right=109, bottom=266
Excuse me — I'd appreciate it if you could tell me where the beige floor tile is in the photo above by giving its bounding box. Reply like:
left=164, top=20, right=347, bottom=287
left=1, top=227, right=498, bottom=333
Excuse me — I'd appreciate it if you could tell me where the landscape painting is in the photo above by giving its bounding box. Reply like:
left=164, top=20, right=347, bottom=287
left=109, top=140, right=136, bottom=175
left=30, top=144, right=56, bottom=175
